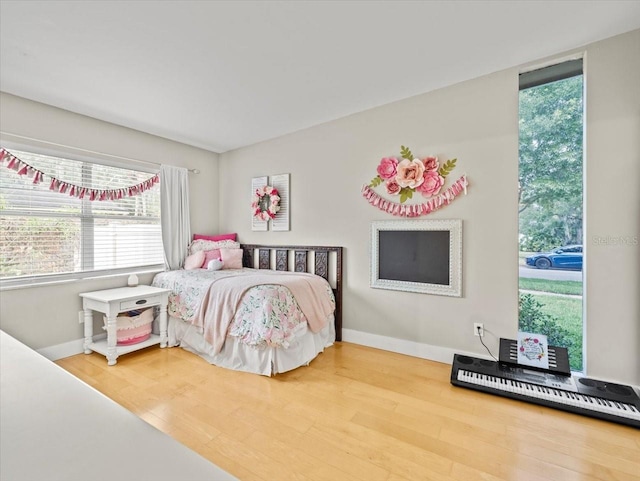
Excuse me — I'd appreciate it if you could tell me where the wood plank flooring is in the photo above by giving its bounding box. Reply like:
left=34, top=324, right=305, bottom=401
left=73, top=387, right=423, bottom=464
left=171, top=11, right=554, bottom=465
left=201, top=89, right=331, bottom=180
left=56, top=343, right=640, bottom=481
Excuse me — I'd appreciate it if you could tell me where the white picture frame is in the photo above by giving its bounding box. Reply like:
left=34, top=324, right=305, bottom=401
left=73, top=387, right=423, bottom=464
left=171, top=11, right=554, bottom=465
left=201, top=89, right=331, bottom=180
left=370, top=219, right=462, bottom=297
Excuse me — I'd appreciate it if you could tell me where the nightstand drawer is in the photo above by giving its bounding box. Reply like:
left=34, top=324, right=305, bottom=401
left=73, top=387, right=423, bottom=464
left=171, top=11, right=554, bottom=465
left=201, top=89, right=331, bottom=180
left=120, top=294, right=162, bottom=311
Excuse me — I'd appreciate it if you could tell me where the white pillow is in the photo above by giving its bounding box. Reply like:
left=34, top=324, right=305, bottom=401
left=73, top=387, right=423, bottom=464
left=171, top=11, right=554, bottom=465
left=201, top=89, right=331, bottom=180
left=207, top=258, right=224, bottom=271
left=188, top=239, right=240, bottom=255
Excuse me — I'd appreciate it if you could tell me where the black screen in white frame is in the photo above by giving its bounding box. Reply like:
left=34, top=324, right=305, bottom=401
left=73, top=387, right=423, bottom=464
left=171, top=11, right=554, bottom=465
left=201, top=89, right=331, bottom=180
left=370, top=219, right=462, bottom=297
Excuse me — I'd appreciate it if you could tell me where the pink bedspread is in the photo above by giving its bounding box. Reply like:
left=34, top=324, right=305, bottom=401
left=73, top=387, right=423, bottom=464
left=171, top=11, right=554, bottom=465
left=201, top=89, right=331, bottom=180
left=192, top=270, right=334, bottom=354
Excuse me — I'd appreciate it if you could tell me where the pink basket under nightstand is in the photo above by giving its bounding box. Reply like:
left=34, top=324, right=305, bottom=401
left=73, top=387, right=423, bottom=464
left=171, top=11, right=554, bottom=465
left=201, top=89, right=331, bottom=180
left=103, top=308, right=154, bottom=346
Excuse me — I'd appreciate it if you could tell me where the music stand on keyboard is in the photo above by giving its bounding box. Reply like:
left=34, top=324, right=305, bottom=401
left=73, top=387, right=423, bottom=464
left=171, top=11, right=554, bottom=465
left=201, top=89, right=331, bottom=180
left=499, top=338, right=571, bottom=377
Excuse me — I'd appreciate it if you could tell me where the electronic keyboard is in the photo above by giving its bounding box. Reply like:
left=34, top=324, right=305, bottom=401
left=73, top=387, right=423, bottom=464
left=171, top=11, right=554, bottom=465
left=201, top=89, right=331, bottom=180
left=450, top=354, right=640, bottom=428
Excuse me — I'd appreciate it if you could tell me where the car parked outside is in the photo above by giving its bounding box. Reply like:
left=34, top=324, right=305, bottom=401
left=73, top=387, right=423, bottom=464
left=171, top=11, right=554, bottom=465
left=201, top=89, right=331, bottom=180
left=525, top=245, right=583, bottom=270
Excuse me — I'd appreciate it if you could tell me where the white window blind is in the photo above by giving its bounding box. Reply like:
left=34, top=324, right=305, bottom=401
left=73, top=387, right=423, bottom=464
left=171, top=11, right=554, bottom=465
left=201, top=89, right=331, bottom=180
left=0, top=149, right=163, bottom=286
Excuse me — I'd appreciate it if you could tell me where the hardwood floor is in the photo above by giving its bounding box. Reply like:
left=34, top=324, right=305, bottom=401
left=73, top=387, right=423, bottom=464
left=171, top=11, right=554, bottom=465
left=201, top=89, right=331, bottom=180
left=56, top=343, right=640, bottom=481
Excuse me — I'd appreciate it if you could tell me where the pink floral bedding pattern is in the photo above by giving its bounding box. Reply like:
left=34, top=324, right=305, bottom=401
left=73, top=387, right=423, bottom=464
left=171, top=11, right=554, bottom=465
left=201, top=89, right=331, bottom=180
left=228, top=284, right=309, bottom=349
left=152, top=269, right=335, bottom=350
left=152, top=268, right=246, bottom=321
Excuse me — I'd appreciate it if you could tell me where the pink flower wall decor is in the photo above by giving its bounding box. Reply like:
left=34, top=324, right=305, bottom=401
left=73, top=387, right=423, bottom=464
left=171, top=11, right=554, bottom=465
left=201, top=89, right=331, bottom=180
left=396, top=158, right=425, bottom=189
left=376, top=157, right=398, bottom=180
left=252, top=185, right=281, bottom=221
left=417, top=170, right=445, bottom=197
left=362, top=145, right=469, bottom=217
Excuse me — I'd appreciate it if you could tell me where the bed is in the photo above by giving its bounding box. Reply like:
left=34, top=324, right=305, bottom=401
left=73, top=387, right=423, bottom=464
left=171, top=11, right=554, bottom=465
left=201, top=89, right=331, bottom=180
left=152, top=244, right=343, bottom=376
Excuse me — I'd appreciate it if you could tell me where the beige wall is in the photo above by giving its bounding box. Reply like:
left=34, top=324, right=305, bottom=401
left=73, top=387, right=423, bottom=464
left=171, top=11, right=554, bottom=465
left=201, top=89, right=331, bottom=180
left=0, top=93, right=220, bottom=349
left=583, top=31, right=640, bottom=382
left=220, top=68, right=521, bottom=357
left=220, top=30, right=640, bottom=385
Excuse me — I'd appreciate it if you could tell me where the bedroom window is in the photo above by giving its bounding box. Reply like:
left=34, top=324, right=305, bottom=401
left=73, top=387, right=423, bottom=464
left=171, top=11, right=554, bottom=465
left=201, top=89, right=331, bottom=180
left=0, top=148, right=163, bottom=287
left=518, top=58, right=584, bottom=372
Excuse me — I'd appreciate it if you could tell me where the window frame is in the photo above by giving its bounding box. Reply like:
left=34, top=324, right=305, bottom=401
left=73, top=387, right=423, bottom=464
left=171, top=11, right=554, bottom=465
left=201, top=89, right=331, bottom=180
left=0, top=140, right=164, bottom=289
left=517, top=57, right=585, bottom=373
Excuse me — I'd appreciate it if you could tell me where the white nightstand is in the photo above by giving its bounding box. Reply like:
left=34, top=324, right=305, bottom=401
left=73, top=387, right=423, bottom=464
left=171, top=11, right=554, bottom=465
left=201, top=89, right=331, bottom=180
left=80, top=285, right=171, bottom=365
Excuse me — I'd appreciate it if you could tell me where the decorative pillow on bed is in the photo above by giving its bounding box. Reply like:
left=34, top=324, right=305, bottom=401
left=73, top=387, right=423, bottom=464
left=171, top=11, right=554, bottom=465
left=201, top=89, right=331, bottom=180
left=207, top=258, right=224, bottom=271
left=220, top=248, right=243, bottom=269
left=188, top=239, right=240, bottom=255
left=202, top=249, right=222, bottom=266
left=193, top=232, right=237, bottom=242
left=184, top=251, right=205, bottom=270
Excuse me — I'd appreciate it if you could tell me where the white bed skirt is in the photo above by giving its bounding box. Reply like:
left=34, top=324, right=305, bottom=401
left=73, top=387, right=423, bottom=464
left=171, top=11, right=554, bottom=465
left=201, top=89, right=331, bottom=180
left=166, top=315, right=335, bottom=376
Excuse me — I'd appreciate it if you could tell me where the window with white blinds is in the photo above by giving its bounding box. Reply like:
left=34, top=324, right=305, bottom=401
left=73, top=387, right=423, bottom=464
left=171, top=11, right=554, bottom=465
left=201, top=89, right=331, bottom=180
left=0, top=149, right=163, bottom=286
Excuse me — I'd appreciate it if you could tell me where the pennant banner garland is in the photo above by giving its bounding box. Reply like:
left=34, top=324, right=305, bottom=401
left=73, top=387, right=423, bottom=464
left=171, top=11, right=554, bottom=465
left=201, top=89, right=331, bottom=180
left=362, top=175, right=468, bottom=217
left=0, top=148, right=159, bottom=201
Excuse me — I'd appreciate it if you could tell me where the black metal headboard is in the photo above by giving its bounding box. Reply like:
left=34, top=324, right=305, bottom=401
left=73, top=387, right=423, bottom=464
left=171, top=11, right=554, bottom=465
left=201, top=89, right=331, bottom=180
left=241, top=244, right=343, bottom=341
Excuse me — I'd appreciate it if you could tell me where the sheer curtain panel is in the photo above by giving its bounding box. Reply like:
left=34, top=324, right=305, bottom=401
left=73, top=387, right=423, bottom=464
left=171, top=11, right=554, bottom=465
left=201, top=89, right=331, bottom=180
left=160, top=165, right=191, bottom=270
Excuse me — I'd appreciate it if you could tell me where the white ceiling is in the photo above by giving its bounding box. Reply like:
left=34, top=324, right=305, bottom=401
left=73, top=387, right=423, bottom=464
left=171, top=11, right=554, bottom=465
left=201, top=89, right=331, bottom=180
left=1, top=1, right=639, bottom=154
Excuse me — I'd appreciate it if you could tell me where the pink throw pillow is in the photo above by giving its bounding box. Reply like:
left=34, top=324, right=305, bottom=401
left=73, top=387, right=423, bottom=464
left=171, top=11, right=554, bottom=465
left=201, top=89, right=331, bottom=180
left=220, top=248, right=243, bottom=269
left=184, top=251, right=205, bottom=270
left=202, top=249, right=221, bottom=266
left=193, top=233, right=237, bottom=242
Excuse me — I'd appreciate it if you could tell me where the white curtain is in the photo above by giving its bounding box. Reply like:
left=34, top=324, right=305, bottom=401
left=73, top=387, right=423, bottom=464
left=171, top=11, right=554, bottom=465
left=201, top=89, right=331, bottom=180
left=160, top=165, right=191, bottom=270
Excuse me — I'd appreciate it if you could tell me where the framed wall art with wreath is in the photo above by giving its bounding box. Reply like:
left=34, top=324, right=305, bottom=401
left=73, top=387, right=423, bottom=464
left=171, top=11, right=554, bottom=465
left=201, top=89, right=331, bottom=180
left=250, top=174, right=290, bottom=231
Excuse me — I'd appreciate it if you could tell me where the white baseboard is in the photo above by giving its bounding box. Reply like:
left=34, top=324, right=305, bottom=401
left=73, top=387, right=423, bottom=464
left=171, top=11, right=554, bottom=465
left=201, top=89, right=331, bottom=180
left=37, top=334, right=106, bottom=361
left=342, top=328, right=488, bottom=365
left=41, top=329, right=485, bottom=365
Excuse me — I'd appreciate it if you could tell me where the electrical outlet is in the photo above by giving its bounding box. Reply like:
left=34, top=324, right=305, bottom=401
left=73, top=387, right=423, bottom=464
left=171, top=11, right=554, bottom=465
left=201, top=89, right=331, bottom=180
left=78, top=310, right=85, bottom=324
left=474, top=322, right=484, bottom=337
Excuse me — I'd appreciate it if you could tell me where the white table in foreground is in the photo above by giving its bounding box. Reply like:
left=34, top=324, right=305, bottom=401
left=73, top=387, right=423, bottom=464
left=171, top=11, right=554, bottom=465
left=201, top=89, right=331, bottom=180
left=0, top=330, right=238, bottom=481
left=80, top=285, right=172, bottom=365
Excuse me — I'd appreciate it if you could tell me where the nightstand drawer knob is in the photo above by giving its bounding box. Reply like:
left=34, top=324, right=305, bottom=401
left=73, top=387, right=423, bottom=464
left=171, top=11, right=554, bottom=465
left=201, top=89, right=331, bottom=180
left=119, top=294, right=161, bottom=311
